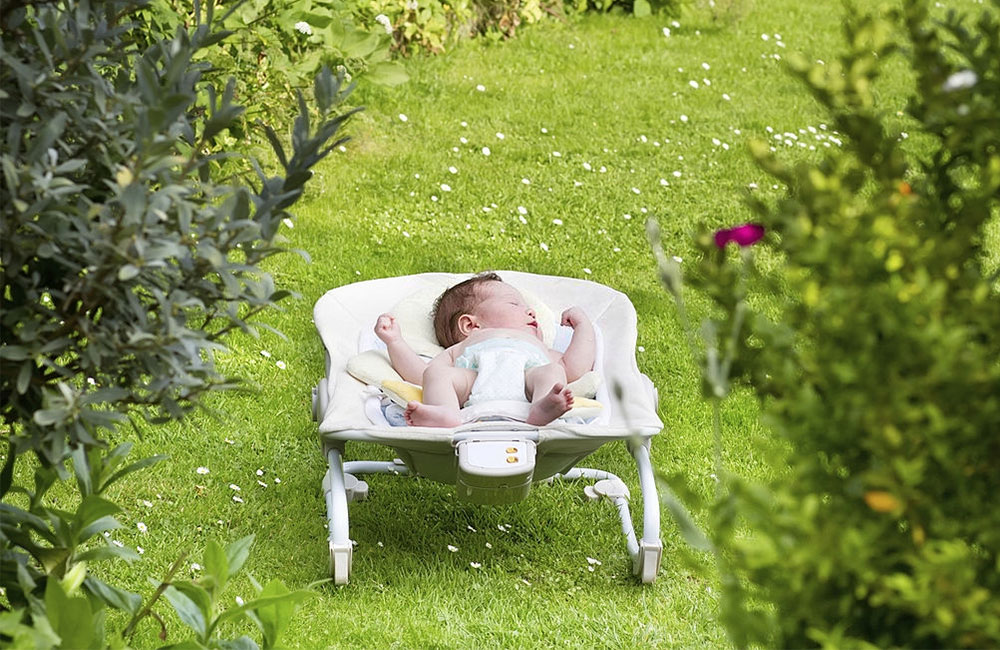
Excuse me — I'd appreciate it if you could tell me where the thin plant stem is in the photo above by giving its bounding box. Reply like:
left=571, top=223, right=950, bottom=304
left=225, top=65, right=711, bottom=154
left=122, top=551, right=189, bottom=640
left=712, top=396, right=724, bottom=499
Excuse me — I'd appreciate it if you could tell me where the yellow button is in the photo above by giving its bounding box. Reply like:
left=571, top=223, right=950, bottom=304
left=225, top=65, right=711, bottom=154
left=506, top=456, right=518, bottom=463
left=506, top=447, right=517, bottom=453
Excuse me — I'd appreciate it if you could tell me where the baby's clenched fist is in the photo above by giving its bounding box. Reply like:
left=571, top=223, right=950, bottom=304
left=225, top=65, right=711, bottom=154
left=375, top=313, right=402, bottom=343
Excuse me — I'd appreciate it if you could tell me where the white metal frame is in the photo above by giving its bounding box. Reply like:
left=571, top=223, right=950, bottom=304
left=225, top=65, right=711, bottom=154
left=318, top=425, right=663, bottom=585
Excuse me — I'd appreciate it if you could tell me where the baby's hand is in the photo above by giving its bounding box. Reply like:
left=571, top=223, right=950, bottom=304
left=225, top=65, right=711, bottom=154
left=561, top=307, right=589, bottom=329
left=375, top=313, right=402, bottom=343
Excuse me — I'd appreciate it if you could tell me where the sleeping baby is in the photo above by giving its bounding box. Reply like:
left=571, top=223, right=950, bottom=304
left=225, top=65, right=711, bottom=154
left=375, top=272, right=596, bottom=427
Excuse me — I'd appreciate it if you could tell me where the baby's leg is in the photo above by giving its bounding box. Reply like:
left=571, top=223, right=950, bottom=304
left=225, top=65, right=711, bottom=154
left=405, top=360, right=476, bottom=427
left=524, top=363, right=573, bottom=426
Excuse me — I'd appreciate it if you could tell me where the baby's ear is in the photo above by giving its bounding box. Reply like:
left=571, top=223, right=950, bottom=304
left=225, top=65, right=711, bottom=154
left=457, top=313, right=478, bottom=337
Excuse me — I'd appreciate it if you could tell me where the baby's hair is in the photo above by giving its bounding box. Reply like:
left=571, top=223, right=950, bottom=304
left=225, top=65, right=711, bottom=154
left=432, top=271, right=503, bottom=347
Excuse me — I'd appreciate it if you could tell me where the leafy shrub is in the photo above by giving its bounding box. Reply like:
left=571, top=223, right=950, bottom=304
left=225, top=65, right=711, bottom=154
left=366, top=0, right=548, bottom=54
left=1, top=0, right=354, bottom=644
left=140, top=0, right=406, bottom=128
left=650, top=0, right=1000, bottom=646
left=367, top=0, right=474, bottom=55
left=565, top=0, right=678, bottom=18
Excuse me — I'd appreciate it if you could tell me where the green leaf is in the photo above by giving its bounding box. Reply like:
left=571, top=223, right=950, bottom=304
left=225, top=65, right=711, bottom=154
left=160, top=639, right=209, bottom=650
left=633, top=0, right=651, bottom=16
left=215, top=589, right=315, bottom=643
left=224, top=535, right=254, bottom=579
left=314, top=66, right=336, bottom=113
left=33, top=408, right=68, bottom=426
left=0, top=345, right=30, bottom=360
left=72, top=444, right=94, bottom=497
left=340, top=31, right=380, bottom=59
left=163, top=583, right=209, bottom=641
left=203, top=539, right=228, bottom=593
left=252, top=580, right=310, bottom=649
left=78, top=515, right=123, bottom=543
left=75, top=543, right=140, bottom=564
left=73, top=496, right=122, bottom=541
left=0, top=608, right=61, bottom=647
left=1, top=503, right=53, bottom=539
left=16, top=361, right=32, bottom=394
left=60, top=560, right=88, bottom=595
left=364, top=62, right=410, bottom=87
left=36, top=547, right=72, bottom=574
left=83, top=575, right=142, bottom=615
left=45, top=576, right=95, bottom=649
left=118, top=264, right=141, bottom=281
left=101, top=454, right=168, bottom=493
left=218, top=636, right=260, bottom=650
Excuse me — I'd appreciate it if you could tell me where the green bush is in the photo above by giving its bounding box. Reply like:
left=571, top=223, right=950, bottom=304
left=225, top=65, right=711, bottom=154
left=1, top=0, right=353, bottom=644
left=566, top=0, right=678, bottom=18
left=650, top=0, right=1000, bottom=646
left=139, top=0, right=406, bottom=128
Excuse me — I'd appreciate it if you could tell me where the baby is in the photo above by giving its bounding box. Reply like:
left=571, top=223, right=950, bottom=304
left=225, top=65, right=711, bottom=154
left=375, top=272, right=596, bottom=427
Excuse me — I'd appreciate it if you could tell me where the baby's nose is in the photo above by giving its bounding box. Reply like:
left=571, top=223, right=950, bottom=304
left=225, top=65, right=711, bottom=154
left=526, top=307, right=535, bottom=317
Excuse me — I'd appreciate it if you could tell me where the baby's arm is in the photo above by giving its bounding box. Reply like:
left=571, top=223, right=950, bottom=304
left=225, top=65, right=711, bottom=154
left=374, top=314, right=426, bottom=385
left=558, top=307, right=596, bottom=383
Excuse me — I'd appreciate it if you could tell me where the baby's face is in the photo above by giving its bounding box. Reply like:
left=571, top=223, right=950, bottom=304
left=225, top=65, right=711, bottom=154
left=470, top=282, right=541, bottom=339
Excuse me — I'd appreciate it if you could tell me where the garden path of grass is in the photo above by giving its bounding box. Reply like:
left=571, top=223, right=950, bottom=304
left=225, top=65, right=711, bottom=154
left=110, top=2, right=921, bottom=646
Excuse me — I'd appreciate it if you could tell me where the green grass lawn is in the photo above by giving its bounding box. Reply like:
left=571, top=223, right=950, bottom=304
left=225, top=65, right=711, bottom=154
left=98, top=2, right=929, bottom=646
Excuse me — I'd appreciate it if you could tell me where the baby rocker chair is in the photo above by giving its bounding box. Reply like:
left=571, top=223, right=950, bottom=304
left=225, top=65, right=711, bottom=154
left=311, top=271, right=664, bottom=584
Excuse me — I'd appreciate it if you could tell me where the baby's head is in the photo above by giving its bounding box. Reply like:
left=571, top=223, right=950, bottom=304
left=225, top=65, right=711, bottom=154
left=432, top=272, right=540, bottom=346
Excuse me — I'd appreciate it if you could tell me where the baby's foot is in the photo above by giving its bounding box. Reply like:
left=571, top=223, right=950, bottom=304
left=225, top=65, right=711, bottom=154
left=404, top=401, right=462, bottom=428
left=526, top=384, right=574, bottom=425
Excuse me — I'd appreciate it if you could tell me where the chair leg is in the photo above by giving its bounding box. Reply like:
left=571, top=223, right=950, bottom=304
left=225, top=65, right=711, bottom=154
left=629, top=438, right=663, bottom=584
left=324, top=447, right=353, bottom=585
left=549, top=439, right=663, bottom=584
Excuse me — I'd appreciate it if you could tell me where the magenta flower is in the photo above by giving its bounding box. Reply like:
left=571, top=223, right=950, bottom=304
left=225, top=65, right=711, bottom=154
left=714, top=223, right=765, bottom=248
